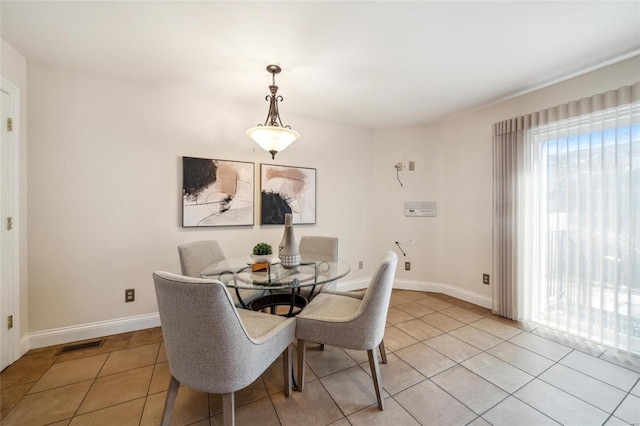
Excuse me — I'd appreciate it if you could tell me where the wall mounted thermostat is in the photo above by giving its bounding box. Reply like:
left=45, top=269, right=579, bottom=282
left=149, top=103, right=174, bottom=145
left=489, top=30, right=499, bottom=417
left=405, top=201, right=437, bottom=217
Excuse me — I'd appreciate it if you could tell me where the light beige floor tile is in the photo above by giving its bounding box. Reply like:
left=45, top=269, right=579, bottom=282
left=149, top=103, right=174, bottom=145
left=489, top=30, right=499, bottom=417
left=560, top=350, right=640, bottom=391
left=0, top=383, right=32, bottom=419
left=389, top=292, right=411, bottom=307
left=382, top=326, right=419, bottom=352
left=347, top=397, right=420, bottom=425
left=632, top=380, right=640, bottom=397
left=98, top=343, right=160, bottom=376
left=343, top=347, right=371, bottom=364
left=508, top=332, right=571, bottom=361
left=539, top=364, right=627, bottom=412
left=0, top=352, right=56, bottom=389
left=440, top=306, right=484, bottom=324
left=395, top=301, right=435, bottom=318
left=482, top=396, right=559, bottom=426
left=449, top=325, right=503, bottom=351
left=29, top=353, right=108, bottom=393
left=395, top=379, right=477, bottom=425
left=321, top=365, right=385, bottom=415
left=210, top=396, right=279, bottom=426
left=487, top=341, right=554, bottom=376
left=431, top=365, right=508, bottom=414
left=461, top=353, right=533, bottom=394
left=612, top=393, right=640, bottom=425
left=514, top=379, right=609, bottom=426
left=425, top=334, right=481, bottom=362
left=419, top=312, right=465, bottom=332
left=531, top=327, right=606, bottom=356
left=141, top=385, right=209, bottom=426
left=395, top=290, right=429, bottom=301
left=271, top=379, right=344, bottom=426
left=69, top=398, right=145, bottom=426
left=1, top=380, right=92, bottom=426
left=328, top=419, right=350, bottom=426
left=470, top=318, right=522, bottom=340
left=233, top=377, right=270, bottom=408
left=599, top=350, right=640, bottom=374
left=157, top=342, right=168, bottom=363
left=360, top=353, right=425, bottom=395
left=386, top=307, right=415, bottom=325
left=395, top=343, right=456, bottom=378
left=77, top=365, right=153, bottom=414
left=396, top=319, right=443, bottom=341
left=415, top=296, right=454, bottom=311
left=605, top=415, right=633, bottom=425
left=127, top=327, right=164, bottom=348
left=149, top=361, right=171, bottom=394
left=467, top=416, right=492, bottom=426
left=304, top=345, right=356, bottom=378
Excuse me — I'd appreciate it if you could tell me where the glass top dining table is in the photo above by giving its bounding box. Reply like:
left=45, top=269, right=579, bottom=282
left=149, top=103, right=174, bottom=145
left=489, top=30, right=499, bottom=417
left=200, top=256, right=351, bottom=315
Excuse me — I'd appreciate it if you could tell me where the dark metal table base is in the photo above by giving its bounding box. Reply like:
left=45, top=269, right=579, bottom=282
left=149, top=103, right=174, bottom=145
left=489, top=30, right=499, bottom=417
left=249, top=293, right=308, bottom=318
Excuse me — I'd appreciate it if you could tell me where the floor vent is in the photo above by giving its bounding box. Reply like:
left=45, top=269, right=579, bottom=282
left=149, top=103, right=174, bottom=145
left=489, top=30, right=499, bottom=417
left=58, top=339, right=105, bottom=354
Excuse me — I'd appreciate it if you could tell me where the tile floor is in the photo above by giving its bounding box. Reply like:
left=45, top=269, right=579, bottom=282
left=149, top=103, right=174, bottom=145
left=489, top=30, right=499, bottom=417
left=2, top=290, right=640, bottom=426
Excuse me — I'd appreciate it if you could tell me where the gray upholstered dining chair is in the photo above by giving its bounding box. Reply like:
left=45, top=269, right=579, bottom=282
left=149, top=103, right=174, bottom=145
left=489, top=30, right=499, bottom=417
left=298, top=236, right=339, bottom=296
left=295, top=250, right=398, bottom=410
left=153, top=271, right=295, bottom=426
left=178, top=240, right=265, bottom=308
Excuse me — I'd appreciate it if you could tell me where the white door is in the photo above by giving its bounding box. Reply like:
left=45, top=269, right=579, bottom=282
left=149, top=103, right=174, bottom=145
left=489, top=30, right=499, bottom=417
left=0, top=80, right=19, bottom=371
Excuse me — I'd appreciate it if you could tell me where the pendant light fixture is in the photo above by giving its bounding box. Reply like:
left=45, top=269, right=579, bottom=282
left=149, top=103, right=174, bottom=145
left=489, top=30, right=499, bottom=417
left=247, top=65, right=300, bottom=159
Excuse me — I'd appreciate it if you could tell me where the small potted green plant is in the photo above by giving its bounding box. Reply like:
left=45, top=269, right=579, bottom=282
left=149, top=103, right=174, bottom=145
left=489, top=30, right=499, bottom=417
left=251, top=242, right=275, bottom=264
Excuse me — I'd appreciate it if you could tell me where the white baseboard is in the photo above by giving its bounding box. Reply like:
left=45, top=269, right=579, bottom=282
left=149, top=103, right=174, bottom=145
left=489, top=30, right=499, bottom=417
left=26, top=279, right=490, bottom=350
left=336, top=278, right=492, bottom=309
left=28, top=313, right=160, bottom=350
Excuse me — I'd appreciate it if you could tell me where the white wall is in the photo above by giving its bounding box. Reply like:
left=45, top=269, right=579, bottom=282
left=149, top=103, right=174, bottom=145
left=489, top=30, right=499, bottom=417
left=1, top=39, right=28, bottom=348
left=373, top=55, right=640, bottom=306
left=27, top=63, right=374, bottom=342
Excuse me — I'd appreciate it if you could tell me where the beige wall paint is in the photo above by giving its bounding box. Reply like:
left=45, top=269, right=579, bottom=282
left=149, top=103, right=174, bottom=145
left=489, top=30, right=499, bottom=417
left=1, top=39, right=28, bottom=346
left=27, top=63, right=374, bottom=333
left=373, top=55, right=640, bottom=302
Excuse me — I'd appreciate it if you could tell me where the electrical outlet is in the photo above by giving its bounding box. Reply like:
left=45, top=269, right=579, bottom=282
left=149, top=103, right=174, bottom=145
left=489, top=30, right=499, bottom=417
left=358, top=260, right=363, bottom=269
left=482, top=274, right=490, bottom=285
left=405, top=261, right=411, bottom=271
left=395, top=162, right=403, bottom=171
left=409, top=161, right=415, bottom=171
left=125, top=289, right=135, bottom=302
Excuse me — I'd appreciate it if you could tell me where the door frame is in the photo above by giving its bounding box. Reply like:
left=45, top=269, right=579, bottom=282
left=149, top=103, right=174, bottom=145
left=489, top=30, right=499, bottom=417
left=1, top=77, right=21, bottom=369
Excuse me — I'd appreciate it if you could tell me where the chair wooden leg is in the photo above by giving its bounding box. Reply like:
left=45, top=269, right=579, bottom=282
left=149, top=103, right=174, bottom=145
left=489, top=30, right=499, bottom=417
left=367, top=349, right=385, bottom=410
left=378, top=339, right=387, bottom=364
left=161, top=375, right=180, bottom=426
left=283, top=344, right=292, bottom=397
left=297, top=339, right=306, bottom=392
left=223, top=392, right=235, bottom=426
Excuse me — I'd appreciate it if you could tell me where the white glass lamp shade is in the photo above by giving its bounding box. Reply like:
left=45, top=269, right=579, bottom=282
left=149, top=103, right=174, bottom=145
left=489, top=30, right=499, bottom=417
left=247, top=125, right=300, bottom=159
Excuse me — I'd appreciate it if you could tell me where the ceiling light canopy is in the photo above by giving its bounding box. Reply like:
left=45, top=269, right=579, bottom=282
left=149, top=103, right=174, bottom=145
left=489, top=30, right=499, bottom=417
left=247, top=65, right=299, bottom=159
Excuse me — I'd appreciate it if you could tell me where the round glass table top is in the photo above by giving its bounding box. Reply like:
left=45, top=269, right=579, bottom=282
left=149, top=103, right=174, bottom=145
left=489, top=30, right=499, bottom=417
left=200, top=256, right=351, bottom=290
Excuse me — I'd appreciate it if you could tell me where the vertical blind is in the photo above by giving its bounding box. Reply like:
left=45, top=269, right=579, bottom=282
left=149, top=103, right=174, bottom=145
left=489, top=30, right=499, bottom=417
left=493, top=83, right=640, bottom=354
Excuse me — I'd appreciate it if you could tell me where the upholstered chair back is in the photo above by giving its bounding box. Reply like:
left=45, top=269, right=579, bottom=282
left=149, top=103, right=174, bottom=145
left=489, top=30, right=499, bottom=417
left=178, top=240, right=225, bottom=278
left=299, top=236, right=338, bottom=261
left=153, top=271, right=291, bottom=393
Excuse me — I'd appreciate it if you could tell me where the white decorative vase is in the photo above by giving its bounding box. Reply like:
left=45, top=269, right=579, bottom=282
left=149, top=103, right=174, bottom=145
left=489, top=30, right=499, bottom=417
left=280, top=213, right=300, bottom=269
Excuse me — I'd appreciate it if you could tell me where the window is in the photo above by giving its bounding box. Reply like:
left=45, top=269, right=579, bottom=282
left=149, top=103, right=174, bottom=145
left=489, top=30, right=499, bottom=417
left=520, top=102, right=640, bottom=354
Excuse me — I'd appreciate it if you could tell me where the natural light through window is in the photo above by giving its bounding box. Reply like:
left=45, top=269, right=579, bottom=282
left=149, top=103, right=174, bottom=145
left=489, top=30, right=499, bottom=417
left=520, top=102, right=640, bottom=355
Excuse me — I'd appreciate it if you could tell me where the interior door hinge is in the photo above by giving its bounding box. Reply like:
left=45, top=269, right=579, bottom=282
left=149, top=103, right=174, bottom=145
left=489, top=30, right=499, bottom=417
left=7, top=117, right=13, bottom=132
left=8, top=315, right=13, bottom=329
left=7, top=217, right=13, bottom=231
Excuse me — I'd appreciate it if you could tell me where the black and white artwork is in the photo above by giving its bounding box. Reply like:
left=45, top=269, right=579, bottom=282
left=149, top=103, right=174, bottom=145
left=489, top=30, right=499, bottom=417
left=182, top=157, right=254, bottom=227
left=260, top=164, right=316, bottom=225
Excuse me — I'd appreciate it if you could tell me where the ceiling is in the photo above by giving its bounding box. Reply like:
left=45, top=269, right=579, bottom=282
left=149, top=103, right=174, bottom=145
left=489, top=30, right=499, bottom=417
left=2, top=1, right=639, bottom=129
